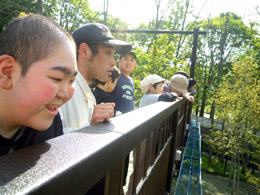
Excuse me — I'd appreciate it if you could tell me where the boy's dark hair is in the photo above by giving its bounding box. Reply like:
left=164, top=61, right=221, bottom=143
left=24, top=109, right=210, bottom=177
left=93, top=66, right=121, bottom=87
left=188, top=78, right=197, bottom=89
left=0, top=14, right=75, bottom=76
left=147, top=81, right=164, bottom=93
left=175, top=70, right=189, bottom=79
left=152, top=81, right=164, bottom=90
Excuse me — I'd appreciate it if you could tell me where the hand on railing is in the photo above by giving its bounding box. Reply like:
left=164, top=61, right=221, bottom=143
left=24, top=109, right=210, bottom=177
left=91, top=103, right=115, bottom=124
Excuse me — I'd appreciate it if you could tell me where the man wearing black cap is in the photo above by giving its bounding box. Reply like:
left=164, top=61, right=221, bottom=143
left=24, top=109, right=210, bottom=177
left=59, top=23, right=132, bottom=133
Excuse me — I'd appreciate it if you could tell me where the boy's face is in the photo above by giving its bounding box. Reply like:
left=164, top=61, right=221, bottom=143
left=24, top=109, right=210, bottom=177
left=118, top=53, right=136, bottom=76
left=149, top=82, right=163, bottom=94
left=9, top=39, right=77, bottom=131
left=107, top=77, right=119, bottom=93
left=87, top=44, right=116, bottom=82
left=154, top=82, right=164, bottom=94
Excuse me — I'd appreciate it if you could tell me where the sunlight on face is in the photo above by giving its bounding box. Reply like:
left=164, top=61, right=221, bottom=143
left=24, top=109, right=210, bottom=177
left=9, top=39, right=77, bottom=131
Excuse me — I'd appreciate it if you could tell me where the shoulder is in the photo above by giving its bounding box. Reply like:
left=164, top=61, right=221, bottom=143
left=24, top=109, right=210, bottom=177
left=140, top=94, right=160, bottom=108
left=158, top=92, right=177, bottom=102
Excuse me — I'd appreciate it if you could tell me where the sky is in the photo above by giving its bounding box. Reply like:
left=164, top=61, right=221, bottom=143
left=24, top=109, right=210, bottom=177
left=88, top=0, right=260, bottom=28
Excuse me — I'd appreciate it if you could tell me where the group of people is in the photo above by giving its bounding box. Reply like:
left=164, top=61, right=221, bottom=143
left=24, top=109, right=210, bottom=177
left=0, top=13, right=197, bottom=192
left=0, top=14, right=135, bottom=155
left=139, top=70, right=196, bottom=108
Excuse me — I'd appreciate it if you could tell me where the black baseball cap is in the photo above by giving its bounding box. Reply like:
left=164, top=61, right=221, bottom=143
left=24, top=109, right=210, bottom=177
left=120, top=51, right=136, bottom=59
left=72, top=23, right=132, bottom=54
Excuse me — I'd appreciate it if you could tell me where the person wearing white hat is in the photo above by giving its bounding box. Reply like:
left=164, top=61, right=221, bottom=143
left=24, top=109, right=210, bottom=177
left=139, top=74, right=180, bottom=108
left=163, top=71, right=194, bottom=102
left=169, top=74, right=188, bottom=95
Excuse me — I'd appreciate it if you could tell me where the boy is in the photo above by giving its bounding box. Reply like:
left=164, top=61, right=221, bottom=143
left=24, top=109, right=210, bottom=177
left=109, top=52, right=136, bottom=114
left=163, top=71, right=194, bottom=102
left=0, top=14, right=77, bottom=155
left=109, top=51, right=136, bottom=187
left=92, top=66, right=120, bottom=105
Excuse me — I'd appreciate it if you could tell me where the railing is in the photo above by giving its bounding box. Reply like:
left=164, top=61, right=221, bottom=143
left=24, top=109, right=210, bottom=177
left=0, top=99, right=192, bottom=195
left=175, top=120, right=202, bottom=195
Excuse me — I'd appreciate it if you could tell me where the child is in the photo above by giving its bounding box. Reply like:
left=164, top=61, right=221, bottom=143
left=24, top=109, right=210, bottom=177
left=188, top=78, right=197, bottom=95
left=139, top=74, right=188, bottom=108
left=92, top=66, right=120, bottom=105
left=109, top=52, right=136, bottom=114
left=0, top=14, right=77, bottom=155
left=163, top=71, right=194, bottom=102
left=163, top=70, right=189, bottom=93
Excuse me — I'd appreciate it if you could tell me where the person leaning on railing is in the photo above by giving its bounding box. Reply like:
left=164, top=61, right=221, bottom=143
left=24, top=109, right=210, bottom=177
left=139, top=74, right=189, bottom=108
left=163, top=71, right=194, bottom=102
left=0, top=14, right=77, bottom=156
left=59, top=23, right=132, bottom=134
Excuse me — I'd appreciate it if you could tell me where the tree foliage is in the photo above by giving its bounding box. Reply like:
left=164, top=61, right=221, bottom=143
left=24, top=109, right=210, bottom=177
left=0, top=0, right=37, bottom=32
left=206, top=54, right=260, bottom=193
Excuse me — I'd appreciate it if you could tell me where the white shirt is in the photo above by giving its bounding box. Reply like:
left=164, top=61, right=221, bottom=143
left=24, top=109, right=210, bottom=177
left=59, top=72, right=96, bottom=133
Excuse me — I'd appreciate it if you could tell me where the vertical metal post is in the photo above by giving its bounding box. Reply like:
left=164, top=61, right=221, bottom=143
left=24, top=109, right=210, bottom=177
left=190, top=28, right=199, bottom=78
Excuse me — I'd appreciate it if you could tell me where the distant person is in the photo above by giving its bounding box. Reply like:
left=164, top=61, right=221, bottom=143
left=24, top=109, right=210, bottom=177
left=0, top=14, right=77, bottom=156
left=92, top=66, right=120, bottom=106
left=59, top=23, right=132, bottom=133
left=163, top=70, right=189, bottom=93
left=139, top=74, right=188, bottom=108
left=109, top=51, right=137, bottom=187
left=109, top=52, right=136, bottom=114
left=188, top=78, right=197, bottom=95
left=163, top=71, right=194, bottom=102
left=176, top=70, right=189, bottom=78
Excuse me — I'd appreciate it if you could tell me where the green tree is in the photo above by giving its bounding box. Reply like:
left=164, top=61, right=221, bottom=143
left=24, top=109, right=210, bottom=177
left=195, top=13, right=257, bottom=120
left=207, top=54, right=260, bottom=194
left=0, top=0, right=37, bottom=32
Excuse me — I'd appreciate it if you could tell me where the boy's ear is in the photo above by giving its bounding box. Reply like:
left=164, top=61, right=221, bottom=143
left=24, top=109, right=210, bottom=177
left=0, top=55, right=16, bottom=89
left=148, top=83, right=154, bottom=90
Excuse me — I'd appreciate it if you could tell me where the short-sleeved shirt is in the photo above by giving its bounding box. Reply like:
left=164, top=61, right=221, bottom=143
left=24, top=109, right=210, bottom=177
left=0, top=114, right=63, bottom=156
left=109, top=74, right=135, bottom=114
left=139, top=93, right=177, bottom=108
left=92, top=87, right=115, bottom=104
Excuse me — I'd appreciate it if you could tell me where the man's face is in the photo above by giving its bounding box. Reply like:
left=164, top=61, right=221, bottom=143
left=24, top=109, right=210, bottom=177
left=118, top=53, right=136, bottom=76
left=8, top=39, right=77, bottom=131
left=87, top=45, right=116, bottom=82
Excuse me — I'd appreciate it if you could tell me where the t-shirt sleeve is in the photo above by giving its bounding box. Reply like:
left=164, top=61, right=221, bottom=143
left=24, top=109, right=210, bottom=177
left=158, top=93, right=177, bottom=102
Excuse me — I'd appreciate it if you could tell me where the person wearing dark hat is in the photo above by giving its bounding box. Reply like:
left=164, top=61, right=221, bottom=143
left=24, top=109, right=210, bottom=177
left=59, top=23, right=132, bottom=133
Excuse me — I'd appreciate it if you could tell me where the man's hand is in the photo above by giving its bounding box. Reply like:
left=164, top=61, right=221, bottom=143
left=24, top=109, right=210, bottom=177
left=91, top=103, right=115, bottom=125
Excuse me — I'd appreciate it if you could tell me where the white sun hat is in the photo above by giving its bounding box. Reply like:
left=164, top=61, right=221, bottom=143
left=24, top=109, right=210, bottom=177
left=141, top=74, right=165, bottom=93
